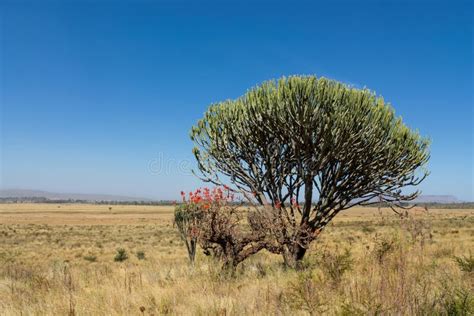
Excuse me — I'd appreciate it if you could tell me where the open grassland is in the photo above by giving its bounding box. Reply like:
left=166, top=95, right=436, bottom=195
left=0, top=203, right=473, bottom=315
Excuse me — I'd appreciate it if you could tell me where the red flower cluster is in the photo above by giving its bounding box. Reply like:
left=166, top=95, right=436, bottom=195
left=180, top=186, right=235, bottom=209
left=274, top=197, right=299, bottom=209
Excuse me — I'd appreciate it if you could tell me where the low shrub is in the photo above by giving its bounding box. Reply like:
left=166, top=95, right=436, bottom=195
left=136, top=250, right=146, bottom=260
left=114, top=248, right=128, bottom=262
left=317, top=248, right=353, bottom=284
left=83, top=255, right=97, bottom=262
left=440, top=287, right=474, bottom=315
left=284, top=271, right=327, bottom=315
left=174, top=187, right=270, bottom=272
left=373, top=235, right=399, bottom=263
left=454, top=253, right=474, bottom=273
left=361, top=225, right=376, bottom=234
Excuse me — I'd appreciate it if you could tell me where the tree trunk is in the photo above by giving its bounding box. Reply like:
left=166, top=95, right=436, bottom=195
left=282, top=244, right=307, bottom=269
left=221, top=258, right=238, bottom=277
left=282, top=173, right=311, bottom=269
left=186, top=238, right=197, bottom=265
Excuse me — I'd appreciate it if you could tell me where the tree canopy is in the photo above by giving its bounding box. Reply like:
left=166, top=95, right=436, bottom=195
left=191, top=75, right=430, bottom=266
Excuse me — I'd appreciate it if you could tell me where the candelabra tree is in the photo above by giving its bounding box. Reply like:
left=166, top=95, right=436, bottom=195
left=191, top=75, right=430, bottom=268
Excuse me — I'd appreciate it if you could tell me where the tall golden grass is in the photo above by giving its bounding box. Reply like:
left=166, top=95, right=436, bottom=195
left=0, top=204, right=472, bottom=315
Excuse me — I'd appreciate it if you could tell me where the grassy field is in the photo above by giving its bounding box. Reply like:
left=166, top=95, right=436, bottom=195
left=0, top=203, right=473, bottom=315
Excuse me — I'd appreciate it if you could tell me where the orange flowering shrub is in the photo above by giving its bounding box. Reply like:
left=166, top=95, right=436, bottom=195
left=174, top=187, right=235, bottom=264
left=181, top=186, right=234, bottom=206
left=174, top=186, right=270, bottom=271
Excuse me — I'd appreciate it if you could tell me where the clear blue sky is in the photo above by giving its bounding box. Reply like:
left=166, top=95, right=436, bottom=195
left=1, top=1, right=472, bottom=201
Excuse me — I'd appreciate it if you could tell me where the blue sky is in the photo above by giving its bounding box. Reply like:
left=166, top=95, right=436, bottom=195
left=1, top=0, right=472, bottom=201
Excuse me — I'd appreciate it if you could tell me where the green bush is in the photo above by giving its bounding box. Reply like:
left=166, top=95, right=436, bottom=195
left=114, top=248, right=128, bottom=262
left=441, top=288, right=474, bottom=315
left=454, top=253, right=474, bottom=273
left=136, top=250, right=146, bottom=260
left=284, top=271, right=327, bottom=314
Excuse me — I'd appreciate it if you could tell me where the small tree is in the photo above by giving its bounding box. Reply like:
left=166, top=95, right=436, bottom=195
left=191, top=75, right=430, bottom=268
left=175, top=187, right=271, bottom=271
left=174, top=197, right=200, bottom=264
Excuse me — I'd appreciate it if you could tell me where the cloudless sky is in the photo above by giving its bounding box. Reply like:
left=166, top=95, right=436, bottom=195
left=1, top=0, right=473, bottom=201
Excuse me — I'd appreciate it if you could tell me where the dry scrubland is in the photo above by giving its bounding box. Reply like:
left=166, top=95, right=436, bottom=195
left=0, top=203, right=473, bottom=315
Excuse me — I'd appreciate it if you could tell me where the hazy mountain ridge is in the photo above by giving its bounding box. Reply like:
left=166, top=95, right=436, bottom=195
left=0, top=189, right=464, bottom=203
left=0, top=189, right=153, bottom=202
left=411, top=195, right=460, bottom=203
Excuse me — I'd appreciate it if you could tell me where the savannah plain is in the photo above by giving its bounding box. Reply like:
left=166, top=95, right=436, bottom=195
left=0, top=203, right=472, bottom=315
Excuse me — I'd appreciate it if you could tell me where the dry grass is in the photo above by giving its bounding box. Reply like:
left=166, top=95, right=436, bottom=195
left=0, top=203, right=473, bottom=315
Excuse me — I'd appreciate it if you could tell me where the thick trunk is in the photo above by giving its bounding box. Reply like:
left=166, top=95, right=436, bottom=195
left=283, top=174, right=312, bottom=269
left=222, top=259, right=237, bottom=276
left=282, top=244, right=307, bottom=269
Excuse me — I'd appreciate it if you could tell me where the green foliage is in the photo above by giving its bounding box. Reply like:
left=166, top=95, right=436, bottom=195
left=441, top=287, right=474, bottom=315
left=83, top=255, right=97, bottom=262
left=191, top=75, right=430, bottom=265
left=174, top=204, right=200, bottom=228
left=173, top=204, right=200, bottom=264
left=191, top=76, right=429, bottom=205
left=136, top=250, right=146, bottom=260
left=454, top=253, right=474, bottom=273
left=114, top=248, right=128, bottom=262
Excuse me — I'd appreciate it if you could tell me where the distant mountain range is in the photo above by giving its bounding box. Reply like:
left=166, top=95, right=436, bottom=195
left=0, top=189, right=153, bottom=202
left=410, top=195, right=461, bottom=203
left=0, top=189, right=464, bottom=204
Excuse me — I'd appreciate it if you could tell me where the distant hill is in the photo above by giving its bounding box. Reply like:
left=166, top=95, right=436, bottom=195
left=0, top=189, right=153, bottom=202
left=0, top=189, right=465, bottom=204
left=411, top=195, right=461, bottom=204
